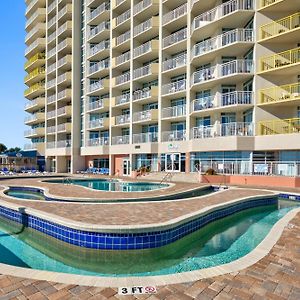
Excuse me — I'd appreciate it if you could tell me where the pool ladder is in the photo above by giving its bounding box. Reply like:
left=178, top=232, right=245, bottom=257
left=160, top=163, right=174, bottom=185
left=62, top=177, right=73, bottom=185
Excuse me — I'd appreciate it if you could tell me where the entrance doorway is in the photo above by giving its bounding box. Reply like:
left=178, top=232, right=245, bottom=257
left=123, top=158, right=131, bottom=176
left=166, top=153, right=181, bottom=172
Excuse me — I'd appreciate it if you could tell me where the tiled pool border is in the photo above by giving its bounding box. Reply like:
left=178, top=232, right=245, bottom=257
left=1, top=191, right=299, bottom=250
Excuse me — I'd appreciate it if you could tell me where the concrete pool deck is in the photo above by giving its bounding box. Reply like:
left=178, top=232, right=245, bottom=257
left=0, top=176, right=299, bottom=299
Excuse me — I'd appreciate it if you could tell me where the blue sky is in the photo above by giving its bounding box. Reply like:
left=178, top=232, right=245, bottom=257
left=0, top=1, right=26, bottom=148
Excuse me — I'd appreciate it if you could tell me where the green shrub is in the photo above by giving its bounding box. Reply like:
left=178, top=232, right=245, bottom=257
left=205, top=168, right=217, bottom=175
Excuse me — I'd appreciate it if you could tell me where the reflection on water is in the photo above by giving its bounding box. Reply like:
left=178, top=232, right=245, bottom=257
left=0, top=200, right=298, bottom=277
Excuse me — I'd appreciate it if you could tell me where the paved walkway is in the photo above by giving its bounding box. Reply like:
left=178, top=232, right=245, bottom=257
left=0, top=212, right=299, bottom=300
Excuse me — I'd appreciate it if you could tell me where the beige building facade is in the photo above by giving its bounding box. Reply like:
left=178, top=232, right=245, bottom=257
left=24, top=0, right=300, bottom=175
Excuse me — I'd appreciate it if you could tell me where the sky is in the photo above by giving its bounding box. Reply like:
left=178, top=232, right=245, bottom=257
left=0, top=1, right=26, bottom=149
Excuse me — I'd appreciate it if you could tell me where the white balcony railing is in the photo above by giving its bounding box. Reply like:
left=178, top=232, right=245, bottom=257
left=133, top=40, right=153, bottom=58
left=162, top=79, right=186, bottom=95
left=115, top=51, right=130, bottom=65
left=116, top=30, right=130, bottom=46
left=133, top=18, right=152, bottom=37
left=132, top=110, right=154, bottom=122
left=133, top=0, right=152, bottom=16
left=88, top=99, right=105, bottom=111
left=115, top=114, right=130, bottom=125
left=132, top=88, right=152, bottom=101
left=163, top=3, right=187, bottom=25
left=112, top=135, right=130, bottom=145
left=192, top=122, right=253, bottom=139
left=115, top=72, right=130, bottom=85
left=192, top=60, right=253, bottom=85
left=89, top=2, right=110, bottom=20
left=192, top=0, right=254, bottom=32
left=88, top=118, right=105, bottom=129
left=192, top=29, right=254, bottom=58
left=133, top=132, right=158, bottom=143
left=163, top=27, right=187, bottom=48
left=89, top=59, right=109, bottom=74
left=57, top=140, right=71, bottom=148
left=89, top=21, right=110, bottom=39
left=163, top=53, right=187, bottom=72
left=162, top=130, right=186, bottom=142
left=133, top=64, right=152, bottom=79
left=87, top=137, right=109, bottom=147
left=89, top=80, right=104, bottom=92
left=115, top=94, right=130, bottom=105
left=162, top=105, right=186, bottom=119
left=116, top=9, right=130, bottom=26
left=89, top=40, right=110, bottom=57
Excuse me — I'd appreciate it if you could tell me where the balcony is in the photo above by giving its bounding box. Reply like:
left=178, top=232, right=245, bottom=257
left=57, top=123, right=72, bottom=133
left=114, top=30, right=130, bottom=50
left=132, top=109, right=158, bottom=123
left=111, top=135, right=130, bottom=145
left=133, top=63, right=159, bottom=81
left=114, top=9, right=130, bottom=30
left=259, top=47, right=300, bottom=75
left=112, top=114, right=130, bottom=126
left=88, top=21, right=110, bottom=43
left=57, top=89, right=72, bottom=102
left=24, top=97, right=45, bottom=112
left=56, top=140, right=71, bottom=149
left=87, top=98, right=109, bottom=112
left=162, top=79, right=186, bottom=97
left=133, top=0, right=159, bottom=18
left=114, top=72, right=130, bottom=87
left=46, top=125, right=56, bottom=134
left=259, top=83, right=300, bottom=106
left=113, top=94, right=130, bottom=107
left=191, top=29, right=254, bottom=63
left=46, top=109, right=56, bottom=119
left=191, top=91, right=253, bottom=114
left=88, top=2, right=110, bottom=24
left=192, top=122, right=253, bottom=139
left=133, top=40, right=159, bottom=60
left=163, top=28, right=187, bottom=50
left=133, top=132, right=158, bottom=144
left=88, top=59, right=110, bottom=76
left=191, top=60, right=253, bottom=88
left=24, top=67, right=45, bottom=85
left=133, top=86, right=158, bottom=103
left=57, top=21, right=72, bottom=38
left=260, top=13, right=300, bottom=43
left=88, top=79, right=109, bottom=95
left=25, top=8, right=46, bottom=31
left=162, top=53, right=187, bottom=74
left=57, top=38, right=72, bottom=54
left=57, top=106, right=72, bottom=118
left=86, top=137, right=109, bottom=147
left=24, top=112, right=45, bottom=125
left=163, top=3, right=187, bottom=27
left=25, top=52, right=45, bottom=72
left=25, top=23, right=46, bottom=45
left=258, top=0, right=300, bottom=12
left=24, top=82, right=45, bottom=99
left=26, top=0, right=46, bottom=18
left=87, top=118, right=109, bottom=130
left=58, top=4, right=72, bottom=22
left=25, top=38, right=46, bottom=58
left=162, top=130, right=186, bottom=142
left=259, top=118, right=300, bottom=135
left=88, top=40, right=110, bottom=60
left=113, top=51, right=130, bottom=68
left=24, top=127, right=45, bottom=138
left=57, top=54, right=72, bottom=70
left=162, top=105, right=186, bottom=120
left=133, top=17, right=159, bottom=41
left=24, top=142, right=45, bottom=152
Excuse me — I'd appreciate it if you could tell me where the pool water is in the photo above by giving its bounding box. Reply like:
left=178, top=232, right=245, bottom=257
left=46, top=179, right=168, bottom=192
left=0, top=200, right=298, bottom=277
left=5, top=191, right=45, bottom=201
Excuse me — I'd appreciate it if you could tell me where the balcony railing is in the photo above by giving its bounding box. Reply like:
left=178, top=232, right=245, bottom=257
left=115, top=51, right=130, bottom=65
left=192, top=0, right=253, bottom=32
left=163, top=27, right=187, bottom=48
left=133, top=64, right=153, bottom=79
left=89, top=59, right=109, bottom=74
left=162, top=79, right=186, bottom=95
left=25, top=52, right=45, bottom=69
left=191, top=96, right=214, bottom=112
left=24, top=67, right=45, bottom=82
left=133, top=0, right=152, bottom=16
left=87, top=137, right=109, bottom=147
left=89, top=2, right=110, bottom=20
left=162, top=130, right=186, bottom=142
left=89, top=80, right=104, bottom=92
left=89, top=40, right=110, bottom=57
left=47, top=94, right=56, bottom=104
left=259, top=0, right=281, bottom=9
left=259, top=118, right=300, bottom=135
left=46, top=125, right=56, bottom=134
left=24, top=82, right=45, bottom=96
left=88, top=118, right=105, bottom=129
left=133, top=18, right=152, bottom=37
left=260, top=13, right=300, bottom=40
left=116, top=30, right=130, bottom=46
left=132, top=87, right=152, bottom=101
left=132, top=110, right=156, bottom=122
left=116, top=9, right=130, bottom=26
left=133, top=132, right=158, bottom=143
left=161, top=105, right=186, bottom=119
left=163, top=53, right=187, bottom=72
left=259, top=83, right=300, bottom=104
left=57, top=140, right=71, bottom=148
left=88, top=99, right=105, bottom=111
left=133, top=40, right=153, bottom=58
left=192, top=29, right=253, bottom=58
left=112, top=135, right=130, bottom=145
left=47, top=109, right=56, bottom=119
left=89, top=21, right=110, bottom=39
left=260, top=47, right=300, bottom=72
left=115, top=72, right=130, bottom=85
left=163, top=3, right=187, bottom=25
left=115, top=114, right=130, bottom=125
left=192, top=122, right=253, bottom=139
left=115, top=94, right=130, bottom=105
left=192, top=60, right=253, bottom=85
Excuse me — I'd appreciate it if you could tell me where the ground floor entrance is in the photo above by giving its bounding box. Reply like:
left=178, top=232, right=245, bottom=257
left=165, top=153, right=181, bottom=172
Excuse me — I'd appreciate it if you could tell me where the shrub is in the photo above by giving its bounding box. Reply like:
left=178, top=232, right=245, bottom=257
left=205, top=168, right=217, bottom=175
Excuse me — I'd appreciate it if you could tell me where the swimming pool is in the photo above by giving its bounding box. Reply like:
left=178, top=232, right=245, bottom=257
left=0, top=199, right=298, bottom=277
left=45, top=178, right=169, bottom=192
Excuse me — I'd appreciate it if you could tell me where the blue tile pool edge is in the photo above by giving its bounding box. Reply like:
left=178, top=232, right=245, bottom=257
left=0, top=192, right=299, bottom=250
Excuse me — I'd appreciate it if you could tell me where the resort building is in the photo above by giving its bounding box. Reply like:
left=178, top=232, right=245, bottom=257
left=24, top=0, right=300, bottom=176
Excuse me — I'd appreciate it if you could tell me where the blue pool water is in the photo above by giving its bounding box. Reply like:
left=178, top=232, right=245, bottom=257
left=45, top=179, right=168, bottom=192
left=0, top=200, right=298, bottom=277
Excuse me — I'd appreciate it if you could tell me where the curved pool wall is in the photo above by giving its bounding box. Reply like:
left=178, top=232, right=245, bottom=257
left=4, top=185, right=215, bottom=203
left=1, top=193, right=299, bottom=251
